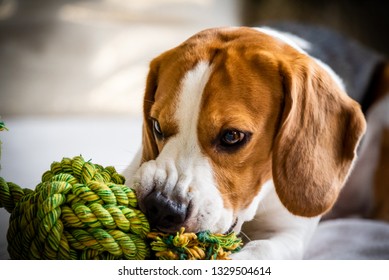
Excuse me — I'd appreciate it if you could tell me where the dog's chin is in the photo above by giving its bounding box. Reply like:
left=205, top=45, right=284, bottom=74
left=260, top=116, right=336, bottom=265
left=146, top=213, right=236, bottom=234
left=152, top=225, right=182, bottom=234
left=189, top=216, right=239, bottom=235
left=152, top=216, right=236, bottom=235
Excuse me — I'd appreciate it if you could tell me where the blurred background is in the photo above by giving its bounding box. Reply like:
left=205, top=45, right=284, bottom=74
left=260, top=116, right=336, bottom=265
left=1, top=0, right=388, bottom=117
left=0, top=0, right=388, bottom=259
left=0, top=0, right=239, bottom=116
left=242, top=0, right=389, bottom=56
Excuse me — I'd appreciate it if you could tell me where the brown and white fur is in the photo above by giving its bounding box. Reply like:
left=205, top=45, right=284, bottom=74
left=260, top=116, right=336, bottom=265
left=124, top=27, right=368, bottom=259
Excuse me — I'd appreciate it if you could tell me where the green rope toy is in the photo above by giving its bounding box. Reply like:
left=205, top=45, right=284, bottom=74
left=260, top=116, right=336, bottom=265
left=0, top=155, right=242, bottom=260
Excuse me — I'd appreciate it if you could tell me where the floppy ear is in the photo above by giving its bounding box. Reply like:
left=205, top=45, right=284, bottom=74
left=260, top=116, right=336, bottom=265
left=141, top=60, right=160, bottom=162
left=273, top=57, right=366, bottom=217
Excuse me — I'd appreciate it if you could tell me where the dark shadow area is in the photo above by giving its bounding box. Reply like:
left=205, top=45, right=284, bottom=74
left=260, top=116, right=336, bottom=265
left=241, top=0, right=389, bottom=56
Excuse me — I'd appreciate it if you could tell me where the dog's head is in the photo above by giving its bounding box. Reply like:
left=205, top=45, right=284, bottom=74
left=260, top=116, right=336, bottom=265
left=132, top=27, right=366, bottom=234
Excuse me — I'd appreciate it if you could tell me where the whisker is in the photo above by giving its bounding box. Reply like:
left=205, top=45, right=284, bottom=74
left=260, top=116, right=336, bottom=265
left=239, top=230, right=252, bottom=242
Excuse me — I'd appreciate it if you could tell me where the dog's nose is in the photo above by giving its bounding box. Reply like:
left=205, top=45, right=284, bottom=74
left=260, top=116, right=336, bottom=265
left=143, top=192, right=188, bottom=231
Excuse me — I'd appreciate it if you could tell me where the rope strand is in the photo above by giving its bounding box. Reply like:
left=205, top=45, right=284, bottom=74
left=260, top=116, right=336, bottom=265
left=0, top=156, right=150, bottom=260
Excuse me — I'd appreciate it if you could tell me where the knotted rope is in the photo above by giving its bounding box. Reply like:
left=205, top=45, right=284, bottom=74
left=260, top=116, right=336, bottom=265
left=0, top=156, right=150, bottom=260
left=148, top=227, right=242, bottom=260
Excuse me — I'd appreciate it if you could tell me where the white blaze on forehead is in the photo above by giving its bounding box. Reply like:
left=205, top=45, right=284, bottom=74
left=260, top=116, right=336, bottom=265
left=175, top=61, right=212, bottom=143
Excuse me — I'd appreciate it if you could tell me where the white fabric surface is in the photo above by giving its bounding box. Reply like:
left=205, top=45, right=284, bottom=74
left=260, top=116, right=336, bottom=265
left=305, top=218, right=389, bottom=259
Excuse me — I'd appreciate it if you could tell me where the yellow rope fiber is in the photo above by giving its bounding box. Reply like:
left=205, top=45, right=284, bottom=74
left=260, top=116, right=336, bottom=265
left=148, top=227, right=242, bottom=260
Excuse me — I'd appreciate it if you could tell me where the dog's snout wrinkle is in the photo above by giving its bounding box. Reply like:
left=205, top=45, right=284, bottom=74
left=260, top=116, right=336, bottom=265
left=143, top=191, right=188, bottom=232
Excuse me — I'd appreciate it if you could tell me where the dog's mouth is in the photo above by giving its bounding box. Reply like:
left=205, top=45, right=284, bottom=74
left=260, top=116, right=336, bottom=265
left=225, top=218, right=238, bottom=234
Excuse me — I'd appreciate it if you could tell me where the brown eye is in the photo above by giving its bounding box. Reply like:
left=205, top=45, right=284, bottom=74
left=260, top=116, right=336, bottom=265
left=221, top=130, right=245, bottom=145
left=152, top=119, right=163, bottom=138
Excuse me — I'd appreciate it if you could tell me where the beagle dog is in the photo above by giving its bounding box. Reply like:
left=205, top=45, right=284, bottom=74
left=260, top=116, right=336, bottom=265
left=124, top=26, right=368, bottom=259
